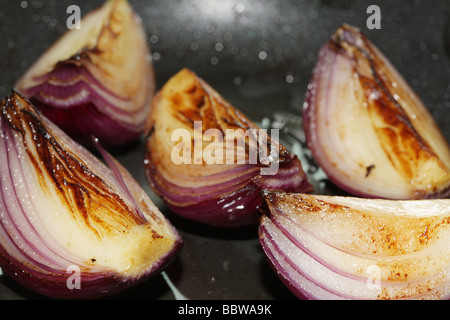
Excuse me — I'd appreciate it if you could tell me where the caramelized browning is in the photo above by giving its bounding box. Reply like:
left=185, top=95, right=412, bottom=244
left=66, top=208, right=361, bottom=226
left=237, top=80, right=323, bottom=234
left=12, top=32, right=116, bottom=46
left=1, top=92, right=148, bottom=238
left=331, top=25, right=449, bottom=191
left=151, top=68, right=291, bottom=166
left=361, top=76, right=440, bottom=181
left=264, top=192, right=450, bottom=256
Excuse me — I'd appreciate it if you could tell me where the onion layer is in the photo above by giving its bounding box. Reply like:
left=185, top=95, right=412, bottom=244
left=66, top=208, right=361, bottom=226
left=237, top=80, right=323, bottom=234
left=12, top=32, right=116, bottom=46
left=15, top=0, right=155, bottom=148
left=303, top=24, right=450, bottom=199
left=259, top=191, right=450, bottom=300
left=0, top=91, right=182, bottom=299
left=144, top=69, right=312, bottom=227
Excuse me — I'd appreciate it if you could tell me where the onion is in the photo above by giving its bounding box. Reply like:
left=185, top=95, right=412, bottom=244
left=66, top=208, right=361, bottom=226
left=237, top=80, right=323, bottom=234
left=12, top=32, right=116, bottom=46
left=303, top=24, right=450, bottom=199
left=259, top=191, right=450, bottom=300
left=15, top=0, right=155, bottom=148
left=0, top=91, right=182, bottom=299
left=144, top=68, right=312, bottom=227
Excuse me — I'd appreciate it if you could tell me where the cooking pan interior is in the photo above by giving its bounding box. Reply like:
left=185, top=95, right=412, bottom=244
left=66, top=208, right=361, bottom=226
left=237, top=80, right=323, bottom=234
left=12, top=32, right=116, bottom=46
left=0, top=0, right=449, bottom=300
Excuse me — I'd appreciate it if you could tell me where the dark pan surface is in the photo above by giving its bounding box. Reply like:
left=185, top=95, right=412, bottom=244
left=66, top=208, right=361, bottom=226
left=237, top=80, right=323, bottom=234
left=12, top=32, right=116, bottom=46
left=0, top=0, right=449, bottom=300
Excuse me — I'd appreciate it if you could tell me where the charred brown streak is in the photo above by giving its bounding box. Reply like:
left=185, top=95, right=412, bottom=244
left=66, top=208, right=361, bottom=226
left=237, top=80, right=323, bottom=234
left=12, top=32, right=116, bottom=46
left=365, top=164, right=376, bottom=177
left=186, top=82, right=207, bottom=109
left=221, top=101, right=253, bottom=132
left=361, top=73, right=437, bottom=178
left=422, top=184, right=450, bottom=199
left=334, top=29, right=434, bottom=152
left=2, top=92, right=146, bottom=235
left=174, top=110, right=196, bottom=127
left=339, top=33, right=439, bottom=179
left=1, top=93, right=24, bottom=131
left=174, top=82, right=213, bottom=129
left=172, top=92, right=202, bottom=127
left=363, top=46, right=427, bottom=144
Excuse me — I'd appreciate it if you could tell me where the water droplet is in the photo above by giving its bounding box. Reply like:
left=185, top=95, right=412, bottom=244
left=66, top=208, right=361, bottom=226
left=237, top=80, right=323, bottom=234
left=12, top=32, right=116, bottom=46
left=285, top=74, right=294, bottom=84
left=150, top=34, right=159, bottom=44
left=215, top=42, right=224, bottom=52
left=210, top=56, right=219, bottom=65
left=221, top=259, right=231, bottom=271
left=260, top=117, right=270, bottom=129
left=234, top=3, right=245, bottom=13
left=206, top=24, right=215, bottom=34
left=152, top=52, right=161, bottom=61
left=190, top=42, right=199, bottom=51
left=282, top=25, right=291, bottom=34
left=20, top=1, right=28, bottom=9
left=47, top=18, right=57, bottom=31
left=258, top=51, right=267, bottom=60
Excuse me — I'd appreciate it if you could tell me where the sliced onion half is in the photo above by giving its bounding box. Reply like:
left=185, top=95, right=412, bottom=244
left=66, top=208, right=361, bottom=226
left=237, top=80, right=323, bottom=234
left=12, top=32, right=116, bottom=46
left=259, top=191, right=450, bottom=300
left=303, top=24, right=450, bottom=199
left=144, top=69, right=312, bottom=227
left=15, top=0, right=155, bottom=148
left=0, top=91, right=182, bottom=299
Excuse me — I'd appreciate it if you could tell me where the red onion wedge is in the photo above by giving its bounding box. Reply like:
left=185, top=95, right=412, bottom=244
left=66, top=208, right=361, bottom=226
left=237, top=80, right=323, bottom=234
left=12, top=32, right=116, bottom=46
left=15, top=0, right=155, bottom=148
left=259, top=191, right=450, bottom=300
left=0, top=91, right=182, bottom=299
left=144, top=68, right=312, bottom=228
left=303, top=24, right=450, bottom=199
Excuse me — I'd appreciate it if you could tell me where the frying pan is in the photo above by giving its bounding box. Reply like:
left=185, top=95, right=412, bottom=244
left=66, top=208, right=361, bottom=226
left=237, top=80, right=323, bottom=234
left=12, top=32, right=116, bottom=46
left=0, top=0, right=449, bottom=300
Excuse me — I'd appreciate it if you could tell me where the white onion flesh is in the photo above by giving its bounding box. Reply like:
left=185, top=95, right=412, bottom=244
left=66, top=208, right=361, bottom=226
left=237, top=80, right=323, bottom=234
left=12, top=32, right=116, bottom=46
left=259, top=191, right=450, bottom=300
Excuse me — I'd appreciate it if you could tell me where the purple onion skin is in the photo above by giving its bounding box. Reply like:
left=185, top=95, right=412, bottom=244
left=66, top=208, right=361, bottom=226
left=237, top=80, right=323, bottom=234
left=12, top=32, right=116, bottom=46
left=258, top=225, right=310, bottom=300
left=31, top=98, right=141, bottom=149
left=146, top=155, right=313, bottom=228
